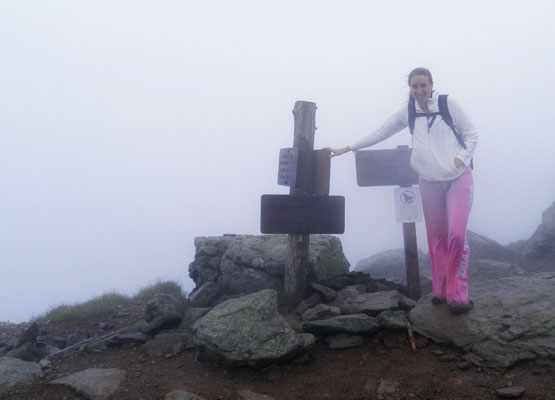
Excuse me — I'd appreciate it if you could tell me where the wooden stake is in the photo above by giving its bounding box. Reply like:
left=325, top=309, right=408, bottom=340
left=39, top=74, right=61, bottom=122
left=284, top=101, right=317, bottom=309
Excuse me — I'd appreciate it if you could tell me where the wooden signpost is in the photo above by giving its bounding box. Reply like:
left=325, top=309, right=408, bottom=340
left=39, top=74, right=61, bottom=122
left=260, top=101, right=345, bottom=309
left=355, top=145, right=422, bottom=300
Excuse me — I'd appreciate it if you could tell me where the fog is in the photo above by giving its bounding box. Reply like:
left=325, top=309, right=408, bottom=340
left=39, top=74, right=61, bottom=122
left=2, top=1, right=554, bottom=323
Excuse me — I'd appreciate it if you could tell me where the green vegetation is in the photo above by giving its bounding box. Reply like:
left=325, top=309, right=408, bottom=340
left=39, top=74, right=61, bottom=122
left=39, top=279, right=184, bottom=322
left=133, top=279, right=184, bottom=302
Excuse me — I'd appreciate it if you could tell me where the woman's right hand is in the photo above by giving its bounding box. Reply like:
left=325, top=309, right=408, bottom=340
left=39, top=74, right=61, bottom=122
left=323, top=146, right=351, bottom=158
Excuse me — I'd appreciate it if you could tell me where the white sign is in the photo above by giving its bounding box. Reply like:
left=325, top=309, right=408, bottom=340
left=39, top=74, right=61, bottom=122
left=394, top=187, right=423, bottom=223
left=277, top=147, right=299, bottom=187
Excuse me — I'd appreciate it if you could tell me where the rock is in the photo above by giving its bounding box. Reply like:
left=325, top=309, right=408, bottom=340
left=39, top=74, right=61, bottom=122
left=303, top=314, right=380, bottom=336
left=523, top=201, right=555, bottom=262
left=377, top=310, right=408, bottom=330
left=415, top=336, right=429, bottom=348
left=398, top=296, right=417, bottom=311
left=179, top=307, right=211, bottom=330
left=193, top=289, right=314, bottom=367
left=475, top=259, right=524, bottom=280
left=495, top=386, right=526, bottom=399
left=165, top=389, right=208, bottom=400
left=189, top=281, right=220, bottom=308
left=309, top=282, right=337, bottom=301
left=142, top=293, right=187, bottom=335
left=409, top=272, right=555, bottom=368
left=238, top=389, right=276, bottom=400
left=5, top=342, right=48, bottom=362
left=0, top=357, right=43, bottom=395
left=295, top=293, right=321, bottom=315
left=466, top=230, right=517, bottom=262
left=141, top=330, right=192, bottom=356
left=354, top=248, right=431, bottom=282
left=377, top=379, right=399, bottom=397
left=325, top=334, right=364, bottom=349
left=333, top=290, right=405, bottom=316
left=300, top=304, right=341, bottom=322
left=105, top=333, right=151, bottom=347
left=50, top=368, right=126, bottom=400
left=188, top=235, right=350, bottom=304
left=66, top=329, right=89, bottom=346
left=17, top=321, right=39, bottom=346
left=457, top=360, right=473, bottom=370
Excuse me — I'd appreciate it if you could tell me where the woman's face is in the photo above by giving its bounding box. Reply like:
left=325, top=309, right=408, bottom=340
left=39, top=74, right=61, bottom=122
left=410, top=75, right=433, bottom=107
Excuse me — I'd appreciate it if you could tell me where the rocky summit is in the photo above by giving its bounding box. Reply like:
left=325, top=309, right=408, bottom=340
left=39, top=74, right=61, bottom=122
left=410, top=272, right=555, bottom=368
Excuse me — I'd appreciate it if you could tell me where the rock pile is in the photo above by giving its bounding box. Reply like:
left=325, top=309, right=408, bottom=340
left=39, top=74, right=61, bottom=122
left=188, top=234, right=350, bottom=306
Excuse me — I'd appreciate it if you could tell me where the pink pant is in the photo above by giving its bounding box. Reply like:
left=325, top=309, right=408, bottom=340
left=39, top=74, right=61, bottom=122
left=419, top=169, right=473, bottom=305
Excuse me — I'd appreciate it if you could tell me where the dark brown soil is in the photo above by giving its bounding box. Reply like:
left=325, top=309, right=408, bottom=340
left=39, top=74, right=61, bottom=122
left=2, top=303, right=555, bottom=400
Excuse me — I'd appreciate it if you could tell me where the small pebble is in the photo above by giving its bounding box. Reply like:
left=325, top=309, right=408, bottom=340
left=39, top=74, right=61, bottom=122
left=457, top=360, right=473, bottom=370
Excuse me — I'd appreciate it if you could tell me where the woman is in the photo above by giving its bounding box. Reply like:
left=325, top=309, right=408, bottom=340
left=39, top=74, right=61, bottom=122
left=326, top=67, right=477, bottom=314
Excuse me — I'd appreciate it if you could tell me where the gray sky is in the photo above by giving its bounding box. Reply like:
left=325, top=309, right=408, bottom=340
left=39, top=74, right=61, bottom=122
left=2, top=1, right=554, bottom=323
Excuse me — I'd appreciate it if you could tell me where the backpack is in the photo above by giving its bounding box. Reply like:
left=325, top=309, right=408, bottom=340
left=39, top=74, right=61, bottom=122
left=408, top=94, right=473, bottom=168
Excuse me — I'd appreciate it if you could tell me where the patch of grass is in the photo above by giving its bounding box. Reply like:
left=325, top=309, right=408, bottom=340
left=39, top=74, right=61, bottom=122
left=41, top=291, right=131, bottom=322
left=132, top=279, right=184, bottom=302
left=36, top=279, right=185, bottom=323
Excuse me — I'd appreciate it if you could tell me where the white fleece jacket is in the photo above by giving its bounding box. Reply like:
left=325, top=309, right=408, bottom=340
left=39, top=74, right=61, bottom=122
left=349, top=92, right=478, bottom=181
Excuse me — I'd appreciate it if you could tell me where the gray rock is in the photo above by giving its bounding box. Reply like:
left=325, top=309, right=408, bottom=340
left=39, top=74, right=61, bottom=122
left=523, top=201, right=555, bottom=261
left=325, top=333, right=363, bottom=349
left=141, top=330, right=192, bottom=356
left=188, top=235, right=350, bottom=303
left=309, top=282, right=337, bottom=301
left=398, top=296, right=417, bottom=311
left=179, top=307, right=212, bottom=330
left=377, top=310, right=408, bottom=330
left=303, top=314, right=380, bottom=336
left=5, top=342, right=47, bottom=362
left=50, top=368, right=126, bottom=400
left=475, top=259, right=524, bottom=280
left=354, top=248, right=431, bottom=281
left=409, top=272, right=555, bottom=368
left=189, top=281, right=220, bottom=307
left=193, top=289, right=314, bottom=367
left=105, top=333, right=151, bottom=347
left=165, top=389, right=208, bottom=400
left=300, top=304, right=340, bottom=322
left=238, top=389, right=276, bottom=400
left=334, top=290, right=404, bottom=316
left=495, top=386, right=526, bottom=399
left=295, top=293, right=321, bottom=315
left=0, top=357, right=43, bottom=395
left=142, top=293, right=186, bottom=335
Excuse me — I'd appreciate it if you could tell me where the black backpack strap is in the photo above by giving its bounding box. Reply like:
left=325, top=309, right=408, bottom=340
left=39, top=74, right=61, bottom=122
left=408, top=97, right=416, bottom=135
left=438, top=94, right=466, bottom=150
left=438, top=94, right=473, bottom=169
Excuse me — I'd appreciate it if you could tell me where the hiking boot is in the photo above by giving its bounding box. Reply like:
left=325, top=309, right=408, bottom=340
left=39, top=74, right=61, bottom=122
left=448, top=300, right=474, bottom=315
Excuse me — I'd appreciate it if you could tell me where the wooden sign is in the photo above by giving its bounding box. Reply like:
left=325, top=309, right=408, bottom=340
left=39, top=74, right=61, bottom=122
left=355, top=146, right=418, bottom=187
left=278, top=147, right=299, bottom=187
left=260, top=194, right=345, bottom=234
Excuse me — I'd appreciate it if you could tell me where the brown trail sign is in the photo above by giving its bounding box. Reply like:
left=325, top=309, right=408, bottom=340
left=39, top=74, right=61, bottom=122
left=355, top=145, right=422, bottom=300
left=260, top=101, right=345, bottom=309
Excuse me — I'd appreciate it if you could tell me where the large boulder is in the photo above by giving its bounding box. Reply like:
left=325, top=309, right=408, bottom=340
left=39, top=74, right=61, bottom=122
left=354, top=248, right=431, bottom=281
left=50, top=368, right=126, bottom=400
left=523, top=202, right=555, bottom=262
left=188, top=235, right=350, bottom=304
left=409, top=272, right=555, bottom=368
left=353, top=231, right=523, bottom=287
left=193, top=289, right=314, bottom=367
left=142, top=293, right=187, bottom=335
left=0, top=357, right=43, bottom=395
